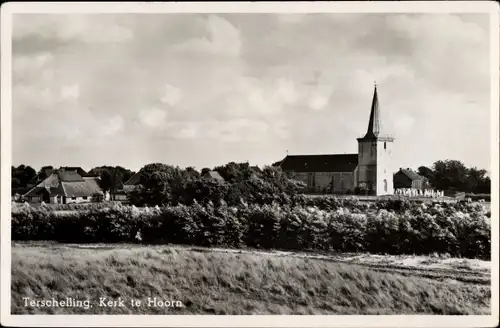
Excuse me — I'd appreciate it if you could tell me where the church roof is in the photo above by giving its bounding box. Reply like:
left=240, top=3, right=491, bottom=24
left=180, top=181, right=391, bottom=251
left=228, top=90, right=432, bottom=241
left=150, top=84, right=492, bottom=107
left=359, top=85, right=391, bottom=141
left=278, top=154, right=358, bottom=173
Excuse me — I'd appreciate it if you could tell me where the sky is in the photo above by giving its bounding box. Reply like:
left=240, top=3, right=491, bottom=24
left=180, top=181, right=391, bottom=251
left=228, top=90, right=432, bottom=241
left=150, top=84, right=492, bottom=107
left=11, top=13, right=492, bottom=173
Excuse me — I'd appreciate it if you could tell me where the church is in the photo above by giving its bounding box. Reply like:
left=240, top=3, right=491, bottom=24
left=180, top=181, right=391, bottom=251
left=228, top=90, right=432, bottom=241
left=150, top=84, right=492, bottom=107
left=277, top=85, right=394, bottom=196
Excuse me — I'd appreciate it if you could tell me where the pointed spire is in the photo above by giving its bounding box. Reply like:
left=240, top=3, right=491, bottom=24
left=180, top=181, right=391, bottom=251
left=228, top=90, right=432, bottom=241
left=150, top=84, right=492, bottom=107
left=362, top=84, right=382, bottom=140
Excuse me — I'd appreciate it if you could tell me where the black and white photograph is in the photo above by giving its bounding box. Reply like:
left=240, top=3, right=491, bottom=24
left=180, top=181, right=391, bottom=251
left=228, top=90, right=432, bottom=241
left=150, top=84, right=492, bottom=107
left=1, top=1, right=498, bottom=327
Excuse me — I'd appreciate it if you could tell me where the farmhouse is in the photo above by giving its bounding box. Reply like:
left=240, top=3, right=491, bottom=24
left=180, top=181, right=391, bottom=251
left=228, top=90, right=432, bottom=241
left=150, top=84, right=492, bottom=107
left=23, top=169, right=104, bottom=204
left=393, top=168, right=425, bottom=190
left=26, top=166, right=90, bottom=189
left=277, top=85, right=394, bottom=196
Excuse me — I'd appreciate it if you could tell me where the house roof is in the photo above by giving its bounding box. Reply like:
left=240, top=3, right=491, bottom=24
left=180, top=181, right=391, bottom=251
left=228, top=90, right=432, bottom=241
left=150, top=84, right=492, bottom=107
left=12, top=187, right=30, bottom=196
left=60, top=167, right=88, bottom=177
left=124, top=171, right=142, bottom=186
left=250, top=166, right=262, bottom=173
left=27, top=168, right=55, bottom=186
left=24, top=173, right=103, bottom=198
left=397, top=168, right=423, bottom=181
left=203, top=171, right=225, bottom=181
left=62, top=178, right=102, bottom=197
left=279, top=154, right=359, bottom=173
left=58, top=170, right=85, bottom=182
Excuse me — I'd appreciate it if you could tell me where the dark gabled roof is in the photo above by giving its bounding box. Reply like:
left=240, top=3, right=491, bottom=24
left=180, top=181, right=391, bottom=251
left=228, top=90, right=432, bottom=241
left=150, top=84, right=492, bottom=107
left=124, top=171, right=142, bottom=186
left=27, top=168, right=55, bottom=186
left=57, top=170, right=85, bottom=182
left=396, top=168, right=423, bottom=181
left=250, top=166, right=262, bottom=173
left=202, top=171, right=225, bottom=182
left=60, top=166, right=88, bottom=177
left=279, top=154, right=358, bottom=173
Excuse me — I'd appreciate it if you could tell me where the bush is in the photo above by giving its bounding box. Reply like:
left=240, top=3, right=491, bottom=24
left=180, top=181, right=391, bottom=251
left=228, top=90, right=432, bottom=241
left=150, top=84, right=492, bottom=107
left=11, top=200, right=491, bottom=260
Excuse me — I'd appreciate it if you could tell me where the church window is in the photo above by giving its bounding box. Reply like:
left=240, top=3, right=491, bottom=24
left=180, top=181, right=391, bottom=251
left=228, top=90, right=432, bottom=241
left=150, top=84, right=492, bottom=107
left=384, top=142, right=386, bottom=150
left=383, top=179, right=388, bottom=192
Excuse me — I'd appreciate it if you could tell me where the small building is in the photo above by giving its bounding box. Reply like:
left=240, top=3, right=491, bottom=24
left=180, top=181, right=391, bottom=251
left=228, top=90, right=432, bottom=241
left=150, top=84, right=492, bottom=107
left=123, top=171, right=142, bottom=193
left=26, top=167, right=55, bottom=189
left=202, top=171, right=225, bottom=182
left=393, top=168, right=424, bottom=190
left=23, top=170, right=104, bottom=204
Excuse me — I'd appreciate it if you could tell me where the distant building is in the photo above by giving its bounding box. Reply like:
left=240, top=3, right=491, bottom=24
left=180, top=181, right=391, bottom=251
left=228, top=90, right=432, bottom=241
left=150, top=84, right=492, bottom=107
left=393, top=168, right=425, bottom=190
left=23, top=169, right=103, bottom=204
left=249, top=166, right=262, bottom=173
left=26, top=167, right=55, bottom=189
left=278, top=85, right=395, bottom=196
left=123, top=171, right=142, bottom=193
left=26, top=166, right=89, bottom=189
left=202, top=171, right=225, bottom=182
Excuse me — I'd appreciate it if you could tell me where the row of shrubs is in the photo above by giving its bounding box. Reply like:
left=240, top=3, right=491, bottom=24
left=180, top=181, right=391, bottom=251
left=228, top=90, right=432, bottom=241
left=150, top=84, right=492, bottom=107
left=13, top=193, right=479, bottom=215
left=11, top=200, right=491, bottom=260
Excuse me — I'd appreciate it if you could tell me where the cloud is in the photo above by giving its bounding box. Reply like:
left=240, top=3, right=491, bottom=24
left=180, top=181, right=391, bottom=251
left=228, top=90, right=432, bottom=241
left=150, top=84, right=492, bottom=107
left=60, top=84, right=80, bottom=101
left=13, top=14, right=134, bottom=43
left=160, top=84, right=183, bottom=106
left=11, top=13, right=491, bottom=172
left=13, top=52, right=53, bottom=75
left=138, top=107, right=168, bottom=128
left=308, top=91, right=330, bottom=111
left=172, top=15, right=241, bottom=57
left=101, top=115, right=124, bottom=136
left=277, top=14, right=306, bottom=24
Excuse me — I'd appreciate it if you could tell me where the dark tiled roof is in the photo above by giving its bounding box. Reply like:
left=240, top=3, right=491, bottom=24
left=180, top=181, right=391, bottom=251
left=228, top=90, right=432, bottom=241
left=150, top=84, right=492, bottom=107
left=397, top=168, right=423, bottom=181
left=279, top=154, right=359, bottom=173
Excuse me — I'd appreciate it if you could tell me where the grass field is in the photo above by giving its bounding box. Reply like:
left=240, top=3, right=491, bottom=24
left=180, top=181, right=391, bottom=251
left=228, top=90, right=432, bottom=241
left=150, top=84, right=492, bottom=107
left=11, top=242, right=491, bottom=315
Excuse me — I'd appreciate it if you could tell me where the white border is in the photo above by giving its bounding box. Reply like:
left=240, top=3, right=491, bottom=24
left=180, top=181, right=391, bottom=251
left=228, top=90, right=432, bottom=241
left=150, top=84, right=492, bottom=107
left=1, top=1, right=499, bottom=327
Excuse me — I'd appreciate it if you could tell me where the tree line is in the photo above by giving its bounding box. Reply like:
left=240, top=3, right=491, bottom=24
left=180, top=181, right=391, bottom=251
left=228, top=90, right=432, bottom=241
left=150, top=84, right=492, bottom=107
left=417, top=160, right=490, bottom=194
left=12, top=159, right=491, bottom=199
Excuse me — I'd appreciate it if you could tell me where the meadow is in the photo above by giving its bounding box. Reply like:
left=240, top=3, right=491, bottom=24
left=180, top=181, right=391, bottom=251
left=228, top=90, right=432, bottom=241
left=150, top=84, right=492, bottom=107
left=11, top=242, right=491, bottom=315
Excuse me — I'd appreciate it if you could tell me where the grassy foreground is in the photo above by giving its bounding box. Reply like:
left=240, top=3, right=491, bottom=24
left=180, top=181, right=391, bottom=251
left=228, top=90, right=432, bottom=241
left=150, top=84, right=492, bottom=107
left=11, top=243, right=491, bottom=315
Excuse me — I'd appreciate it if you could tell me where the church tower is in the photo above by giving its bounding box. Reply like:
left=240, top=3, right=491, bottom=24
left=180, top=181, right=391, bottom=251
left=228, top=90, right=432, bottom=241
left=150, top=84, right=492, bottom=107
left=356, top=84, right=394, bottom=195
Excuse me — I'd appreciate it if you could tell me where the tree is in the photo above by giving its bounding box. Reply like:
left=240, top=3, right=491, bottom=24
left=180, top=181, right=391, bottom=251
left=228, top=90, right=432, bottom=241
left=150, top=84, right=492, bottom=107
left=214, top=162, right=252, bottom=183
left=467, top=167, right=490, bottom=194
left=12, top=165, right=37, bottom=188
left=432, top=160, right=468, bottom=191
left=417, top=166, right=434, bottom=180
left=128, top=163, right=181, bottom=206
left=88, top=166, right=135, bottom=192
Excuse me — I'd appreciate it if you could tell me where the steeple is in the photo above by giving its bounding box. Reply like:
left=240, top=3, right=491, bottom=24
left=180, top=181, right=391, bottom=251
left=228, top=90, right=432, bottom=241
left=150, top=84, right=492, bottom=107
left=361, top=83, right=382, bottom=140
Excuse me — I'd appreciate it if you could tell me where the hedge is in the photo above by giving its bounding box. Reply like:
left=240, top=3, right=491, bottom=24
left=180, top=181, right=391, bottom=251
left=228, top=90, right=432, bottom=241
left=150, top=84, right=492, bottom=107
left=11, top=199, right=491, bottom=260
